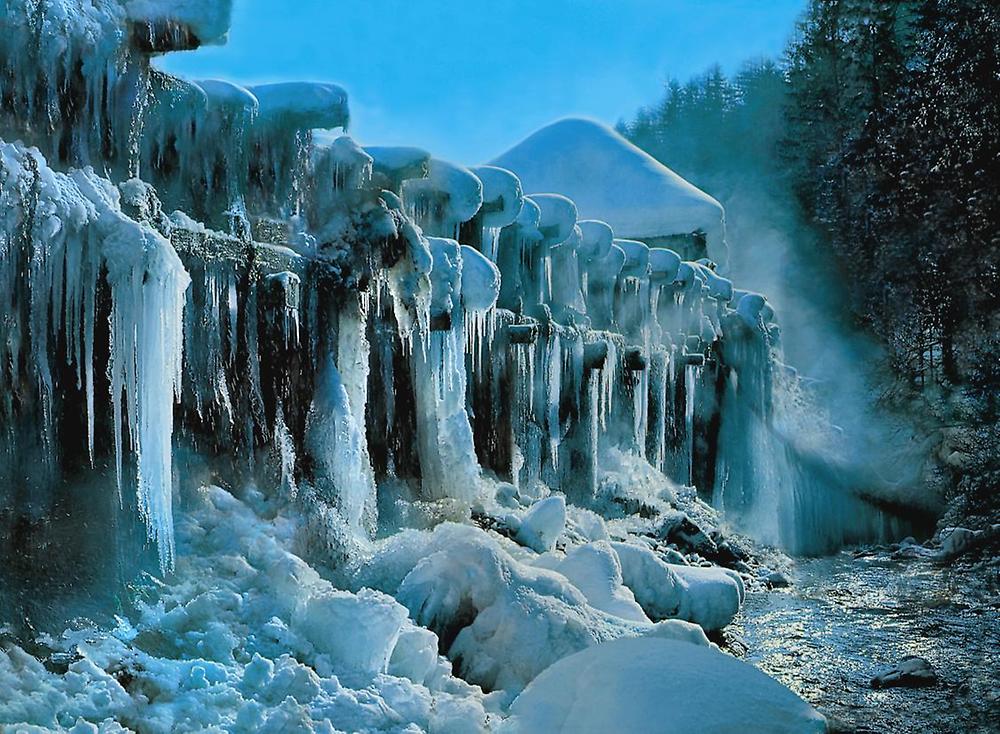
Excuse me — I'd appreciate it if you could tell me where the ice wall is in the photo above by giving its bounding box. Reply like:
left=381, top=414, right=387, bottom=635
left=0, top=0, right=919, bottom=602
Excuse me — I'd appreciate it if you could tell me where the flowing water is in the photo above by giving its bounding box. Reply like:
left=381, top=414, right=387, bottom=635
left=734, top=552, right=1000, bottom=733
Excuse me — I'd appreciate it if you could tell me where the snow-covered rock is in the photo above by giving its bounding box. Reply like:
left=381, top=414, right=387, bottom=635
left=251, top=81, right=350, bottom=131
left=500, top=637, right=826, bottom=734
left=611, top=542, right=743, bottom=631
left=384, top=524, right=645, bottom=693
left=126, top=0, right=233, bottom=47
left=460, top=245, right=501, bottom=312
left=515, top=495, right=567, bottom=553
left=543, top=542, right=649, bottom=623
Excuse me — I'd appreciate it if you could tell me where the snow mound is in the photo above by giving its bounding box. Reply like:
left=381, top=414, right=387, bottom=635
left=501, top=637, right=826, bottom=734
left=471, top=165, right=524, bottom=229
left=390, top=523, right=646, bottom=693
left=610, top=542, right=742, bottom=631
left=531, top=193, right=578, bottom=246
left=491, top=118, right=727, bottom=266
left=515, top=495, right=567, bottom=553
left=541, top=541, right=649, bottom=623
left=577, top=219, right=614, bottom=262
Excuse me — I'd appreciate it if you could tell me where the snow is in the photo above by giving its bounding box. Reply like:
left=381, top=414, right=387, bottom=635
left=649, top=247, right=682, bottom=281
left=541, top=541, right=649, bottom=623
left=383, top=523, right=644, bottom=694
left=491, top=118, right=728, bottom=267
left=460, top=245, right=502, bottom=312
left=428, top=237, right=463, bottom=320
left=403, top=159, right=483, bottom=238
left=577, top=220, right=614, bottom=263
left=125, top=0, right=233, bottom=46
left=195, top=79, right=259, bottom=115
left=0, top=487, right=494, bottom=733
left=530, top=193, right=578, bottom=246
left=471, top=166, right=523, bottom=229
left=0, top=4, right=878, bottom=730
left=250, top=82, right=350, bottom=131
left=615, top=238, right=650, bottom=278
left=367, top=146, right=431, bottom=185
left=515, top=495, right=567, bottom=553
left=501, top=637, right=826, bottom=734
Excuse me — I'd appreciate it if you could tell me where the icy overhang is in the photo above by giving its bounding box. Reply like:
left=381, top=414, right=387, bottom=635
left=126, top=0, right=233, bottom=51
left=491, top=118, right=728, bottom=267
left=471, top=166, right=524, bottom=229
left=251, top=82, right=349, bottom=132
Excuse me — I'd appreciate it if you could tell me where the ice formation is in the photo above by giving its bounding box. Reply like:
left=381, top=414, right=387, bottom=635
left=0, top=1, right=915, bottom=730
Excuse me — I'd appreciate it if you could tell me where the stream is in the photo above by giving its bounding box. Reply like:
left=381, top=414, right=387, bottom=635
left=733, top=551, right=1000, bottom=733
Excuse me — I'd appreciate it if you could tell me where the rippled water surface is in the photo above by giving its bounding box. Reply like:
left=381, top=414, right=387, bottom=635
left=734, top=552, right=1000, bottom=733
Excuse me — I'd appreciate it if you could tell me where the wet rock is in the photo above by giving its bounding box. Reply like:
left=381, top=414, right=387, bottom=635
left=655, top=511, right=717, bottom=556
left=764, top=570, right=791, bottom=589
left=870, top=656, right=938, bottom=689
left=890, top=537, right=936, bottom=560
left=935, top=524, right=1000, bottom=561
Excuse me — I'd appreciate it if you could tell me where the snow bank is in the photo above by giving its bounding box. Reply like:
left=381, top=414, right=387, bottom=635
left=491, top=118, right=728, bottom=266
left=501, top=637, right=826, bottom=734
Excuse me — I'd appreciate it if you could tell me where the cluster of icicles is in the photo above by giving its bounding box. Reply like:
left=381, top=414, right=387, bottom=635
left=0, top=142, right=187, bottom=571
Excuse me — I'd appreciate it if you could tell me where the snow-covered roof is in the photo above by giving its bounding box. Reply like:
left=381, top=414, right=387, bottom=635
left=490, top=118, right=727, bottom=266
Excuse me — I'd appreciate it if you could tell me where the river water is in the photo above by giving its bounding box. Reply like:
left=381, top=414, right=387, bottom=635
left=733, top=551, right=1000, bottom=733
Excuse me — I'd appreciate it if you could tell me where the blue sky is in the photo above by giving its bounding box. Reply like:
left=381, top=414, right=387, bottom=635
left=159, top=0, right=806, bottom=164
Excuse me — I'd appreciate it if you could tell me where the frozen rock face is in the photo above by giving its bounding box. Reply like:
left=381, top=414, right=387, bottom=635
left=0, top=141, right=188, bottom=573
left=501, top=637, right=827, bottom=734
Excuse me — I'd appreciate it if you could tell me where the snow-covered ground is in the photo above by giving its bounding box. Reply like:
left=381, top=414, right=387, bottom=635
left=0, top=473, right=821, bottom=733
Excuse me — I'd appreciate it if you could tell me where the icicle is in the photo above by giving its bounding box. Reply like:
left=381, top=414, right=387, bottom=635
left=306, top=304, right=378, bottom=543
